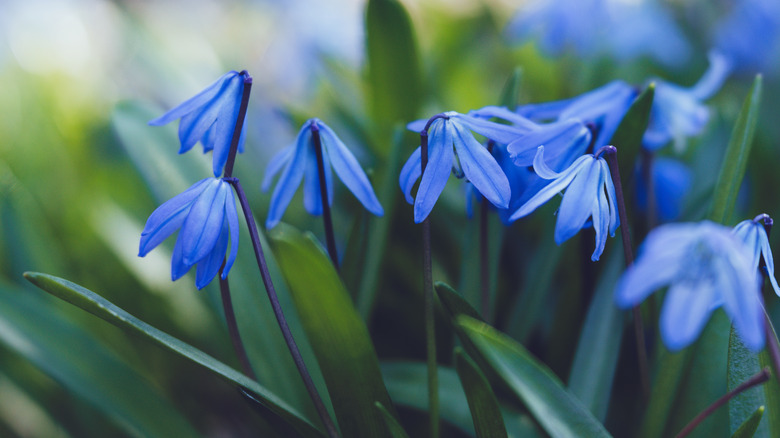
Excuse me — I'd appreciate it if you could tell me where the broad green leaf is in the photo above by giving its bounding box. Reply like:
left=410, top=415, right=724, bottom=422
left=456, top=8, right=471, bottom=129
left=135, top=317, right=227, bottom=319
left=0, top=282, right=201, bottom=437
left=23, top=272, right=324, bottom=438
left=733, top=406, right=764, bottom=438
left=568, top=250, right=624, bottom=421
left=458, top=317, right=612, bottom=438
left=375, top=402, right=410, bottom=438
left=728, top=327, right=769, bottom=436
left=435, top=281, right=483, bottom=322
left=454, top=348, right=508, bottom=438
left=365, top=0, right=422, bottom=134
left=608, top=83, right=655, bottom=183
left=269, top=224, right=397, bottom=438
left=381, top=361, right=540, bottom=438
left=709, top=75, right=762, bottom=224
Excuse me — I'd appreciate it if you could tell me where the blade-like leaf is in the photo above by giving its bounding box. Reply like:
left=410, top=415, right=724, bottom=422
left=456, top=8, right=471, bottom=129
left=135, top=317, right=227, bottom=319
left=733, top=406, right=765, bottom=438
left=269, top=223, right=397, bottom=438
left=22, top=272, right=324, bottom=438
left=758, top=313, right=780, bottom=435
left=499, top=68, right=523, bottom=109
left=454, top=348, right=508, bottom=438
left=375, top=402, right=411, bottom=438
left=709, top=75, right=762, bottom=224
left=729, top=327, right=769, bottom=436
left=458, top=316, right=612, bottom=438
left=568, top=250, right=624, bottom=421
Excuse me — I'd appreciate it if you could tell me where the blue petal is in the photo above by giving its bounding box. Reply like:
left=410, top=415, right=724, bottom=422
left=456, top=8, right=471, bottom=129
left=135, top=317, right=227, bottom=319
left=614, top=242, right=681, bottom=309
left=451, top=122, right=510, bottom=209
left=211, top=75, right=244, bottom=176
left=507, top=120, right=591, bottom=167
left=302, top=139, right=334, bottom=215
left=178, top=105, right=220, bottom=154
left=179, top=179, right=226, bottom=265
left=319, top=122, right=383, bottom=216
left=468, top=106, right=537, bottom=131
left=222, top=187, right=240, bottom=278
left=266, top=124, right=310, bottom=229
left=591, top=170, right=609, bottom=261
left=516, top=98, right=576, bottom=121
left=600, top=159, right=619, bottom=236
left=399, top=146, right=422, bottom=204
left=413, top=120, right=453, bottom=223
left=170, top=236, right=191, bottom=281
left=757, top=225, right=780, bottom=296
left=660, top=280, right=718, bottom=351
left=149, top=71, right=238, bottom=126
left=718, top=248, right=764, bottom=351
left=261, top=144, right=295, bottom=192
left=453, top=113, right=523, bottom=145
left=690, top=50, right=732, bottom=101
left=555, top=158, right=600, bottom=244
left=139, top=178, right=212, bottom=256
left=407, top=119, right=427, bottom=132
left=195, top=218, right=229, bottom=289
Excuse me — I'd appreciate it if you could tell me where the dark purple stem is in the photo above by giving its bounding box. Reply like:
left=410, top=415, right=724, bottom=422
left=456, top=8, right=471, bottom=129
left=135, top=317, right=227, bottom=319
left=226, top=177, right=340, bottom=438
left=599, top=145, right=650, bottom=399
left=676, top=367, right=771, bottom=438
left=218, top=272, right=256, bottom=380
left=310, top=122, right=339, bottom=270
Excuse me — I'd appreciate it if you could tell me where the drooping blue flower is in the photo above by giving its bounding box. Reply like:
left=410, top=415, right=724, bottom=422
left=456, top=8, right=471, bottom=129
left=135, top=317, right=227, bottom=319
left=615, top=221, right=763, bottom=351
left=150, top=71, right=249, bottom=177
left=139, top=178, right=239, bottom=289
left=635, top=157, right=692, bottom=223
left=262, top=118, right=384, bottom=229
left=510, top=146, right=619, bottom=261
left=734, top=215, right=780, bottom=296
left=401, top=111, right=522, bottom=223
left=713, top=0, right=780, bottom=74
left=516, top=81, right=638, bottom=150
left=643, top=51, right=731, bottom=151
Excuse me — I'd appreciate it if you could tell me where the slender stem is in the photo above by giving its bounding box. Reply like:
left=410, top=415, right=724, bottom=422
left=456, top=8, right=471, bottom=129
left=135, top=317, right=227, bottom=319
left=226, top=177, right=341, bottom=438
left=218, top=271, right=256, bottom=380
left=420, top=127, right=439, bottom=438
left=676, top=367, right=771, bottom=438
left=223, top=71, right=252, bottom=179
left=601, top=146, right=650, bottom=399
left=310, top=122, right=340, bottom=270
left=480, top=141, right=494, bottom=322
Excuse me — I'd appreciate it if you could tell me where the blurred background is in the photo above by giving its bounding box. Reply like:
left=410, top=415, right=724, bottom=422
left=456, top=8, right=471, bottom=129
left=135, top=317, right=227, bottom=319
left=2, top=0, right=780, bottom=436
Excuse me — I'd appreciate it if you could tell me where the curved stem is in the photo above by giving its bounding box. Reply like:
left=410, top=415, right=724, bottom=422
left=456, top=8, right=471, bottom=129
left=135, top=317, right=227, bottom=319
left=227, top=177, right=341, bottom=438
left=311, top=122, right=339, bottom=270
left=420, top=126, right=439, bottom=438
left=218, top=272, right=256, bottom=380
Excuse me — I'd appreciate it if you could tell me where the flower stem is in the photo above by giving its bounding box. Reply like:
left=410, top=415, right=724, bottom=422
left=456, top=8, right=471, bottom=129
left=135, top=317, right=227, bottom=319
left=310, top=122, right=340, bottom=270
left=421, top=120, right=441, bottom=438
left=675, top=367, right=771, bottom=438
left=480, top=141, right=494, bottom=322
left=227, top=177, right=341, bottom=438
left=601, top=145, right=650, bottom=399
left=218, top=271, right=256, bottom=380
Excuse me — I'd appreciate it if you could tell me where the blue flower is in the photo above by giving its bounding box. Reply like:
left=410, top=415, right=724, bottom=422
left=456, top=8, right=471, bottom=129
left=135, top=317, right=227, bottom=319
left=509, top=146, right=619, bottom=261
left=401, top=111, right=522, bottom=223
left=516, top=81, right=638, bottom=150
left=615, top=221, right=763, bottom=351
left=734, top=216, right=780, bottom=296
left=635, top=157, right=692, bottom=223
left=150, top=71, right=249, bottom=177
left=643, top=51, right=731, bottom=151
left=714, top=0, right=780, bottom=74
left=262, top=118, right=384, bottom=229
left=139, top=178, right=239, bottom=289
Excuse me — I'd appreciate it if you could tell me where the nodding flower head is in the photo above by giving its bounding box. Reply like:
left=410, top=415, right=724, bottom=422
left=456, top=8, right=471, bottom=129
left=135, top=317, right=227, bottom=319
left=262, top=118, right=384, bottom=229
left=734, top=215, right=780, bottom=296
left=510, top=146, right=619, bottom=261
left=139, top=178, right=239, bottom=289
left=401, top=111, right=522, bottom=223
left=615, top=221, right=763, bottom=351
left=150, top=71, right=251, bottom=177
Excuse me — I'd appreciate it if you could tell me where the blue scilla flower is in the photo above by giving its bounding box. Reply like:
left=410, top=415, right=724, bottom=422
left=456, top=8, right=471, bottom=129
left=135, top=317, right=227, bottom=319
left=643, top=51, right=731, bottom=151
left=401, top=112, right=522, bottom=223
left=615, top=221, right=763, bottom=351
left=150, top=71, right=249, bottom=177
left=635, top=157, right=692, bottom=223
left=510, top=146, right=619, bottom=261
left=516, top=81, right=638, bottom=150
left=139, top=178, right=239, bottom=290
left=262, top=118, right=384, bottom=229
left=734, top=216, right=780, bottom=296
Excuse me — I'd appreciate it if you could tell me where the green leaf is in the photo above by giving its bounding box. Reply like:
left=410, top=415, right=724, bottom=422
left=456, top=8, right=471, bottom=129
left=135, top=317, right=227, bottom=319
left=568, top=250, right=624, bottom=421
left=375, top=402, right=411, bottom=438
left=709, top=75, right=762, bottom=224
left=758, top=313, right=780, bottom=435
left=733, top=406, right=765, bottom=438
left=22, top=272, right=324, bottom=438
left=454, top=348, right=508, bottom=438
left=499, top=68, right=523, bottom=109
left=365, top=0, right=422, bottom=132
left=269, top=224, right=397, bottom=438
left=728, top=327, right=769, bottom=437
left=609, top=83, right=654, bottom=185
left=435, top=281, right=483, bottom=322
left=458, top=316, right=612, bottom=438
